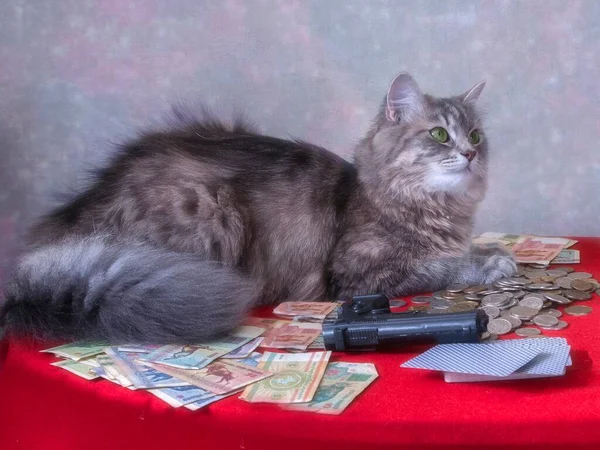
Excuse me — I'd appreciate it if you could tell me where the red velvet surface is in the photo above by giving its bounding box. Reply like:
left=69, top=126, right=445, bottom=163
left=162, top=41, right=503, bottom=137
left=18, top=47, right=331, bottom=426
left=1, top=237, right=600, bottom=450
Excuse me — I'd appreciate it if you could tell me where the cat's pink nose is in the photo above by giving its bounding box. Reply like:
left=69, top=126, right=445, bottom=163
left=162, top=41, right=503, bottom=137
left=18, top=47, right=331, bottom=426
left=461, top=150, right=476, bottom=162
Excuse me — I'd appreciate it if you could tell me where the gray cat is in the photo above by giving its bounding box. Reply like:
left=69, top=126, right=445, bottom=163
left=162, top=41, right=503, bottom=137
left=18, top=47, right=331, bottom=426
left=0, top=72, right=516, bottom=343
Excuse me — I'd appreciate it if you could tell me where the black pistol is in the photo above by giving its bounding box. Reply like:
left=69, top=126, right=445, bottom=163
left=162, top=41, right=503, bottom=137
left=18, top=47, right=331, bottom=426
left=322, top=294, right=489, bottom=351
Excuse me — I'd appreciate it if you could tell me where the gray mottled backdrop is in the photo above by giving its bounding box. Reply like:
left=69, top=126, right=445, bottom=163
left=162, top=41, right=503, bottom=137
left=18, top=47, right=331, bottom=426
left=1, top=0, right=599, bottom=283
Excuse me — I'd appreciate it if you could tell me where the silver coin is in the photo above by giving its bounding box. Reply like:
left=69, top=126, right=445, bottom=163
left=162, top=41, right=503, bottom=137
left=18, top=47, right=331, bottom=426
left=526, top=283, right=553, bottom=290
left=432, top=290, right=446, bottom=299
left=560, top=267, right=575, bottom=273
left=464, top=293, right=483, bottom=301
left=481, top=293, right=511, bottom=307
left=487, top=318, right=512, bottom=335
left=515, top=327, right=541, bottom=337
left=554, top=277, right=574, bottom=289
left=522, top=293, right=545, bottom=302
left=519, top=297, right=544, bottom=310
left=389, top=299, right=407, bottom=307
left=532, top=315, right=559, bottom=328
left=411, top=296, right=432, bottom=305
left=540, top=308, right=562, bottom=318
left=446, top=284, right=469, bottom=293
left=503, top=298, right=520, bottom=310
left=430, top=298, right=453, bottom=309
left=481, top=305, right=500, bottom=319
left=503, top=315, right=522, bottom=329
left=509, top=305, right=540, bottom=320
left=512, top=290, right=527, bottom=299
left=546, top=269, right=568, bottom=277
left=568, top=272, right=593, bottom=280
left=571, top=279, right=595, bottom=292
left=538, top=284, right=561, bottom=291
left=564, top=305, right=592, bottom=316
left=562, top=290, right=592, bottom=301
left=479, top=290, right=505, bottom=296
left=544, top=293, right=571, bottom=304
left=525, top=271, right=548, bottom=280
left=547, top=320, right=568, bottom=330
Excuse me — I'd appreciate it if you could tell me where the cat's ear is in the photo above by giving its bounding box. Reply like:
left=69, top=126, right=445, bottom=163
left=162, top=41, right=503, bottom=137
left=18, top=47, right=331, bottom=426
left=460, top=80, right=486, bottom=104
left=386, top=72, right=424, bottom=122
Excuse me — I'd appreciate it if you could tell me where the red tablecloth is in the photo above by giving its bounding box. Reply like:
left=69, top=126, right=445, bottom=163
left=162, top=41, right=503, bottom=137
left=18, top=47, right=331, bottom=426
left=1, top=237, right=600, bottom=450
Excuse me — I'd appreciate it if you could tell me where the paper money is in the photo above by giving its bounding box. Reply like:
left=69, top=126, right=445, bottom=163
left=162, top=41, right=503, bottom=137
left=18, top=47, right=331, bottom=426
left=151, top=353, right=263, bottom=408
left=283, top=362, right=378, bottom=414
left=472, top=232, right=523, bottom=247
left=512, top=236, right=569, bottom=265
left=117, top=344, right=162, bottom=353
left=104, top=348, right=189, bottom=389
left=51, top=359, right=101, bottom=380
left=260, top=322, right=322, bottom=351
left=473, top=233, right=576, bottom=252
left=552, top=249, right=580, bottom=264
left=273, top=302, right=338, bottom=321
left=221, top=337, right=264, bottom=359
left=242, top=317, right=290, bottom=330
left=564, top=239, right=578, bottom=249
left=140, top=358, right=272, bottom=395
left=240, top=351, right=331, bottom=404
left=41, top=342, right=107, bottom=361
left=142, top=325, right=265, bottom=369
left=96, top=354, right=133, bottom=387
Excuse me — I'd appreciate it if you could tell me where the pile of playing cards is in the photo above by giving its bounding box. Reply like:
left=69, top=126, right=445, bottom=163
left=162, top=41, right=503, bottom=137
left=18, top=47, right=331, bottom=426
left=401, top=337, right=571, bottom=382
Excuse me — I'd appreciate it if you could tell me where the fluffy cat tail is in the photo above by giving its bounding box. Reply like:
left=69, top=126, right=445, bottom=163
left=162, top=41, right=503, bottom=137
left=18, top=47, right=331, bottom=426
left=0, top=236, right=260, bottom=343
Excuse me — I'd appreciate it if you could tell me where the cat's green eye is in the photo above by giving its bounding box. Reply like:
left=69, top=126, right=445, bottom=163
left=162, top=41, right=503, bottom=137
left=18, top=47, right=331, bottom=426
left=429, top=127, right=449, bottom=143
left=469, top=130, right=481, bottom=145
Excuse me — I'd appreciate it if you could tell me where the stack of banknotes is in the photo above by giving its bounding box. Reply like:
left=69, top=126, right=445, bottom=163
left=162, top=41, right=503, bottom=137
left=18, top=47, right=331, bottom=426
left=472, top=233, right=579, bottom=266
left=43, top=302, right=377, bottom=415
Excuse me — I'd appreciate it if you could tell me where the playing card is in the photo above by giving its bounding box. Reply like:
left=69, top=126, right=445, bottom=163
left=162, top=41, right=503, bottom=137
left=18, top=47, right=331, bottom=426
left=401, top=342, right=545, bottom=377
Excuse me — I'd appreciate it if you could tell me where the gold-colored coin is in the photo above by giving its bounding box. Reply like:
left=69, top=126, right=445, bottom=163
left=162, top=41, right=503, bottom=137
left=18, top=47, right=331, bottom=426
left=564, top=305, right=592, bottom=316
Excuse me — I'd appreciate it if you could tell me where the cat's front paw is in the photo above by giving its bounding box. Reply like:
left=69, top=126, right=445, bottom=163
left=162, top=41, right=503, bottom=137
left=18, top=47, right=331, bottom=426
left=480, top=253, right=518, bottom=283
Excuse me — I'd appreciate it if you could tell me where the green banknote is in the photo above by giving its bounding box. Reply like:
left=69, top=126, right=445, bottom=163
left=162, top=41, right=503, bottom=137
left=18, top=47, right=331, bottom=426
left=240, top=351, right=331, bottom=404
left=283, top=362, right=378, bottom=415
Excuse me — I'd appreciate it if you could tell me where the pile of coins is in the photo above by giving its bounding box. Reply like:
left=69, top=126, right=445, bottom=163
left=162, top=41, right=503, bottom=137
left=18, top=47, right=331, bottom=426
left=403, top=265, right=599, bottom=339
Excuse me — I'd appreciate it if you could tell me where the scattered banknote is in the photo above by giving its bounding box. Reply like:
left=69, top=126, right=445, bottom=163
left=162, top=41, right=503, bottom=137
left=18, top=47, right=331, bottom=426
left=242, top=317, right=291, bottom=330
left=274, top=302, right=338, bottom=321
left=142, top=325, right=265, bottom=369
left=104, top=347, right=189, bottom=389
left=283, top=362, right=378, bottom=414
left=151, top=353, right=263, bottom=408
left=240, top=351, right=331, bottom=404
left=511, top=236, right=569, bottom=265
left=307, top=334, right=325, bottom=350
left=552, top=249, right=580, bottom=264
left=117, top=344, right=162, bottom=353
left=140, top=357, right=272, bottom=395
left=150, top=384, right=218, bottom=408
left=41, top=341, right=107, bottom=361
left=472, top=232, right=523, bottom=247
left=51, top=359, right=101, bottom=380
left=96, top=354, right=133, bottom=387
left=221, top=337, right=264, bottom=359
left=260, top=322, right=322, bottom=351
left=473, top=233, right=577, bottom=253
